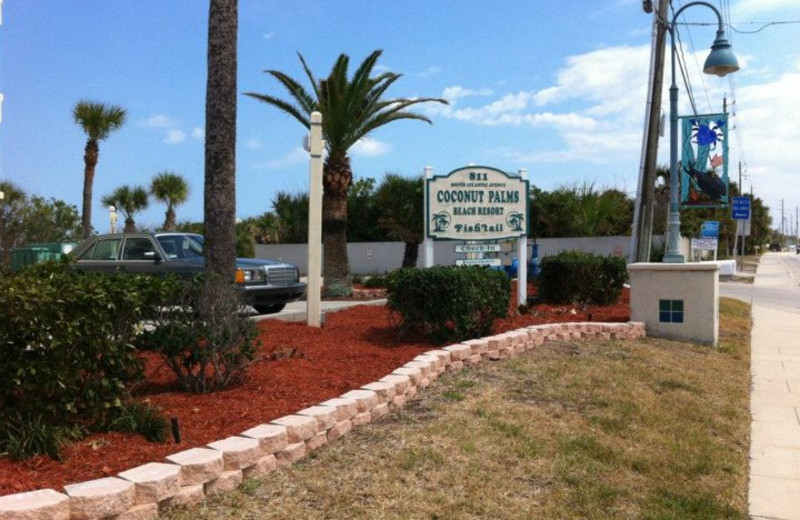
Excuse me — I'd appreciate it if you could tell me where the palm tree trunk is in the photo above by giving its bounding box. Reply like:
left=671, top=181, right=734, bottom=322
left=203, top=0, right=238, bottom=279
left=81, top=140, right=99, bottom=239
left=124, top=217, right=136, bottom=233
left=164, top=207, right=176, bottom=231
left=402, top=241, right=419, bottom=268
left=322, top=191, right=351, bottom=296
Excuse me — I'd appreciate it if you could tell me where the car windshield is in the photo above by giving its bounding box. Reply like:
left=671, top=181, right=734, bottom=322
left=156, top=234, right=205, bottom=259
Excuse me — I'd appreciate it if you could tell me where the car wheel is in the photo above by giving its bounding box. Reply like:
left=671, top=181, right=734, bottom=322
left=254, top=303, right=286, bottom=315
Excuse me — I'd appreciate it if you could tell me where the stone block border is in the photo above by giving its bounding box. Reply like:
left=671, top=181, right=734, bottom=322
left=0, top=321, right=645, bottom=520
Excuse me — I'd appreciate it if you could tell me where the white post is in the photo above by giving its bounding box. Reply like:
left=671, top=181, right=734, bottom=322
left=517, top=168, right=528, bottom=307
left=423, top=166, right=434, bottom=268
left=307, top=112, right=324, bottom=327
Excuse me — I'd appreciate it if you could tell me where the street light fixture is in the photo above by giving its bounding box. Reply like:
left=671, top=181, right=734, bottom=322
left=663, top=1, right=739, bottom=263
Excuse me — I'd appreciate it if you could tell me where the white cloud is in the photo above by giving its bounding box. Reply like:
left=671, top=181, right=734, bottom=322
left=263, top=32, right=275, bottom=40
left=163, top=129, right=186, bottom=144
left=253, top=147, right=308, bottom=170
left=246, top=137, right=264, bottom=149
left=442, top=86, right=495, bottom=101
left=141, top=114, right=174, bottom=128
left=732, top=0, right=798, bottom=16
left=351, top=138, right=391, bottom=157
left=417, top=66, right=441, bottom=78
left=191, top=127, right=204, bottom=140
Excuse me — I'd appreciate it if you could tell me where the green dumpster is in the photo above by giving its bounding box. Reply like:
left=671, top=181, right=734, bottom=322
left=10, top=242, right=78, bottom=271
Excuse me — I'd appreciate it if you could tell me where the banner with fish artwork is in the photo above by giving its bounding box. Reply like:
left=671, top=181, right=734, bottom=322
left=679, top=113, right=730, bottom=208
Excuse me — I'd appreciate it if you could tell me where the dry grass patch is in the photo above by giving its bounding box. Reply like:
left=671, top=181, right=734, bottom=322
left=162, top=298, right=750, bottom=520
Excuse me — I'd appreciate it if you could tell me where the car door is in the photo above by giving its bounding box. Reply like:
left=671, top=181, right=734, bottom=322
left=74, top=237, right=123, bottom=273
left=119, top=236, right=164, bottom=275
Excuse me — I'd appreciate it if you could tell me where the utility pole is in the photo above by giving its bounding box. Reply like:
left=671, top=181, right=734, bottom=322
left=631, top=0, right=670, bottom=262
left=781, top=199, right=786, bottom=238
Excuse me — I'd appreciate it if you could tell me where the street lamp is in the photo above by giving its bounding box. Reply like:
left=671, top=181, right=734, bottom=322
left=663, top=1, right=739, bottom=263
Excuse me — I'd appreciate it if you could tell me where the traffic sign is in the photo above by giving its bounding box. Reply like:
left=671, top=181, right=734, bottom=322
left=731, top=196, right=751, bottom=220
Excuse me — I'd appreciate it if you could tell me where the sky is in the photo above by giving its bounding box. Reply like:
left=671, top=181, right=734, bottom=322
left=1, top=0, right=799, bottom=235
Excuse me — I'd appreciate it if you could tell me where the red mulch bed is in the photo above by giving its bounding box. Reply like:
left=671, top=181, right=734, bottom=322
left=0, top=285, right=629, bottom=496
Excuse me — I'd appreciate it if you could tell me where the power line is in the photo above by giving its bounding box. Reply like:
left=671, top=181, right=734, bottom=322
left=678, top=20, right=800, bottom=34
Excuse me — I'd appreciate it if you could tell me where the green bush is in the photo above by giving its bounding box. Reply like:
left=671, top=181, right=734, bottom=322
left=0, top=411, right=78, bottom=461
left=362, top=274, right=389, bottom=288
left=386, top=266, right=510, bottom=344
left=0, top=262, right=170, bottom=458
left=136, top=274, right=259, bottom=394
left=537, top=251, right=628, bottom=305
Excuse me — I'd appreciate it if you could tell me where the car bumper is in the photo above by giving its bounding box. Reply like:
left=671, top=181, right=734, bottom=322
left=239, top=282, right=307, bottom=305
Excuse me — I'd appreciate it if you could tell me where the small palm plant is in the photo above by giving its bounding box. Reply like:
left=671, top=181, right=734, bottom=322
left=102, top=186, right=149, bottom=233
left=150, top=171, right=190, bottom=231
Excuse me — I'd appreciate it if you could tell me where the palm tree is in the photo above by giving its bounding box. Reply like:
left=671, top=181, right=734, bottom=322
left=246, top=50, right=447, bottom=296
left=150, top=171, right=190, bottom=231
left=203, top=0, right=238, bottom=279
left=375, top=174, right=424, bottom=268
left=73, top=101, right=127, bottom=239
left=101, top=185, right=149, bottom=233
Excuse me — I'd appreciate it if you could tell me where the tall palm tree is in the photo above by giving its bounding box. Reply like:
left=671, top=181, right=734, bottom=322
left=101, top=185, right=149, bottom=233
left=204, top=0, right=238, bottom=279
left=73, top=101, right=127, bottom=239
left=375, top=173, right=424, bottom=268
left=246, top=50, right=447, bottom=296
left=150, top=171, right=190, bottom=231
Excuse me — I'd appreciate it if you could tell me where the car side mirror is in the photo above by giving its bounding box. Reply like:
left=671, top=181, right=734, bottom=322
left=143, top=251, right=161, bottom=263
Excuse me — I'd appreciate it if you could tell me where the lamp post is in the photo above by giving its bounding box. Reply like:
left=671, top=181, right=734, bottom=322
left=663, top=1, right=739, bottom=263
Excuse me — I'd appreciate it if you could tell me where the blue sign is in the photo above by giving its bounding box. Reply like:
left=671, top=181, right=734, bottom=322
left=700, top=221, right=719, bottom=238
left=732, top=196, right=751, bottom=220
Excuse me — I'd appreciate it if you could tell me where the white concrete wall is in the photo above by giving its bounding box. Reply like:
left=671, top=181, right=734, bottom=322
left=256, top=235, right=670, bottom=275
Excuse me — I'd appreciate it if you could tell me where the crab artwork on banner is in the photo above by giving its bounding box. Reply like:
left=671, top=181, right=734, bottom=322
left=679, top=113, right=729, bottom=208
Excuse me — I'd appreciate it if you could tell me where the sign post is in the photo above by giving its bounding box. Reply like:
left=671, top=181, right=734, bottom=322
left=731, top=196, right=751, bottom=268
left=306, top=112, right=324, bottom=327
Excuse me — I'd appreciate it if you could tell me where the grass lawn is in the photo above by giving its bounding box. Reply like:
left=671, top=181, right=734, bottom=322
left=162, top=298, right=751, bottom=520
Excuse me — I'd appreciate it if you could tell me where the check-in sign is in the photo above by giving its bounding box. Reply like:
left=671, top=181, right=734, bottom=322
left=427, top=166, right=529, bottom=240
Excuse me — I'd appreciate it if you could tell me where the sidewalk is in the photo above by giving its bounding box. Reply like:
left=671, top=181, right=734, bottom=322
left=251, top=298, right=387, bottom=323
left=749, top=254, right=800, bottom=519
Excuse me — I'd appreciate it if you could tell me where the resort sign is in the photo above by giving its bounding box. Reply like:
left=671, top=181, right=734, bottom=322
left=426, top=166, right=529, bottom=241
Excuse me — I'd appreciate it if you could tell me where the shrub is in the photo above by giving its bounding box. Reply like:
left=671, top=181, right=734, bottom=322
left=0, top=411, right=78, bottom=461
left=362, top=273, right=389, bottom=288
left=0, top=262, right=168, bottom=458
left=104, top=400, right=169, bottom=443
left=137, top=274, right=259, bottom=394
left=386, top=266, right=510, bottom=344
left=537, top=251, right=628, bottom=305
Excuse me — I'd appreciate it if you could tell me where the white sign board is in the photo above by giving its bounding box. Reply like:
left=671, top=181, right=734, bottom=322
left=691, top=238, right=718, bottom=251
left=427, top=166, right=529, bottom=241
left=455, top=243, right=501, bottom=253
left=455, top=258, right=502, bottom=267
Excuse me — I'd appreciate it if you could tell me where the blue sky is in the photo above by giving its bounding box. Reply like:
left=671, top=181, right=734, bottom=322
left=1, top=0, right=799, bottom=234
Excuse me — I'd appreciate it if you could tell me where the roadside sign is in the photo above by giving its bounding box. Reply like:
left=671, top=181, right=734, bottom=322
left=455, top=258, right=502, bottom=267
left=732, top=196, right=751, bottom=220
left=691, top=238, right=718, bottom=251
left=455, top=243, right=501, bottom=253
left=700, top=221, right=719, bottom=238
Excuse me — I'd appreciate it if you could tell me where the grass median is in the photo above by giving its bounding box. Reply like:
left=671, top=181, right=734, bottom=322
left=163, top=298, right=751, bottom=520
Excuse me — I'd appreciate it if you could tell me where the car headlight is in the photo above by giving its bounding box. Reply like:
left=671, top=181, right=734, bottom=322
left=235, top=268, right=265, bottom=283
